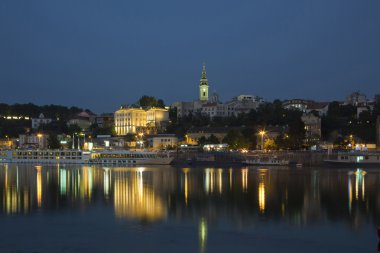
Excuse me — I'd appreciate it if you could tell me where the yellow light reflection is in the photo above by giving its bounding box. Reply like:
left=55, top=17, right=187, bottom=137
left=217, top=169, right=223, bottom=194
left=199, top=218, right=207, bottom=253
left=229, top=168, right=233, bottom=191
left=348, top=177, right=352, bottom=214
left=81, top=166, right=93, bottom=199
left=258, top=180, right=265, bottom=213
left=241, top=168, right=248, bottom=192
left=36, top=166, right=42, bottom=208
left=182, top=168, right=190, bottom=205
left=113, top=171, right=166, bottom=221
left=204, top=169, right=215, bottom=194
left=258, top=169, right=268, bottom=214
left=104, top=168, right=110, bottom=198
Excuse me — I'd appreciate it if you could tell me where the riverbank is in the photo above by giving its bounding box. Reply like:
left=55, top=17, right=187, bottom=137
left=171, top=151, right=349, bottom=167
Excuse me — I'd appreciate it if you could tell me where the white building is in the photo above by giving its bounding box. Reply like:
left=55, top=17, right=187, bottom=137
left=147, top=134, right=178, bottom=150
left=32, top=113, right=52, bottom=129
left=114, top=107, right=169, bottom=135
left=19, top=133, right=48, bottom=149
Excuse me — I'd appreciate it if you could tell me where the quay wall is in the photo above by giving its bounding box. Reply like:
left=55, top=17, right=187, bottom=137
left=172, top=151, right=338, bottom=167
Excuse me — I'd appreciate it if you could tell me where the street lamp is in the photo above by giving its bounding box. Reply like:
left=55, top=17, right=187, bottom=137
left=259, top=130, right=266, bottom=151
left=37, top=133, right=43, bottom=149
left=72, top=133, right=76, bottom=149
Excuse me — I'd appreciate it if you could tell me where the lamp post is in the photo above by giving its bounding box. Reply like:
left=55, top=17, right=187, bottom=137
left=72, top=133, right=75, bottom=149
left=259, top=130, right=266, bottom=151
left=37, top=133, right=43, bottom=149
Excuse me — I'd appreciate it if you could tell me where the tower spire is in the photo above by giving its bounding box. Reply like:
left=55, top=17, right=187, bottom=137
left=201, top=62, right=207, bottom=79
left=199, top=63, right=209, bottom=101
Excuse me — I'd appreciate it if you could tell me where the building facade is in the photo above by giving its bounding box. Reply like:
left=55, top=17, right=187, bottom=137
left=114, top=107, right=169, bottom=135
left=146, top=108, right=169, bottom=127
left=95, top=113, right=114, bottom=128
left=19, top=134, right=48, bottom=149
left=345, top=91, right=368, bottom=106
left=147, top=134, right=178, bottom=150
left=301, top=113, right=321, bottom=145
left=114, top=108, right=147, bottom=135
left=67, top=111, right=93, bottom=130
left=32, top=113, right=52, bottom=129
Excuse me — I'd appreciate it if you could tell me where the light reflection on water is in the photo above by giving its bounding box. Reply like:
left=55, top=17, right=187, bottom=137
left=0, top=164, right=379, bottom=252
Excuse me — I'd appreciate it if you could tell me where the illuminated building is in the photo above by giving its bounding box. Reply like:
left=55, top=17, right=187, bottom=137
left=114, top=108, right=147, bottom=135
left=114, top=107, right=169, bottom=135
left=146, top=107, right=169, bottom=128
left=147, top=134, right=178, bottom=150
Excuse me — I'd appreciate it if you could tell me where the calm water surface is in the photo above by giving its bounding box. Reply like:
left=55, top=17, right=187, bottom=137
left=0, top=164, right=379, bottom=253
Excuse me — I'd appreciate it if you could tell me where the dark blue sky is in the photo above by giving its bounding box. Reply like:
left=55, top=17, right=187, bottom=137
left=1, top=0, right=379, bottom=113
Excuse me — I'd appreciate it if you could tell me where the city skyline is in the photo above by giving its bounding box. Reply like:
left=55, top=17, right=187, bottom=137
left=1, top=1, right=380, bottom=113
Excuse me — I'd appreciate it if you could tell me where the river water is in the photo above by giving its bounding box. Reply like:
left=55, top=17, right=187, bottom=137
left=0, top=164, right=379, bottom=253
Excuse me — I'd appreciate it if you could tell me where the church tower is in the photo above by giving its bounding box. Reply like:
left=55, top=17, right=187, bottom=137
left=199, top=63, right=209, bottom=101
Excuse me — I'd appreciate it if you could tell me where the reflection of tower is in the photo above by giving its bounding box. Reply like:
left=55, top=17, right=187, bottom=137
left=199, top=218, right=207, bottom=253
left=199, top=63, right=209, bottom=101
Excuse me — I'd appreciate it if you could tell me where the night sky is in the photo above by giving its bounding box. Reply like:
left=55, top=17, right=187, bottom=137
left=1, top=0, right=379, bottom=113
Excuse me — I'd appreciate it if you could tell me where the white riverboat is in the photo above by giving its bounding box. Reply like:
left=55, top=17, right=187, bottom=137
left=0, top=149, right=173, bottom=165
left=324, top=152, right=380, bottom=165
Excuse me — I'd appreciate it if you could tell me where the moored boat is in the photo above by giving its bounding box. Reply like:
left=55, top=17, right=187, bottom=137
left=0, top=149, right=173, bottom=165
left=324, top=152, right=380, bottom=166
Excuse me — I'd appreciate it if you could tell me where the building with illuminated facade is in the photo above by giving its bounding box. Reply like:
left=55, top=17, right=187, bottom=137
left=114, top=107, right=169, bottom=135
left=147, top=134, right=178, bottom=150
left=172, top=64, right=263, bottom=119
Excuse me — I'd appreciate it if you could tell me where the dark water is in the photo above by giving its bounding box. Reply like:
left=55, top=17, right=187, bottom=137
left=0, top=164, right=379, bottom=253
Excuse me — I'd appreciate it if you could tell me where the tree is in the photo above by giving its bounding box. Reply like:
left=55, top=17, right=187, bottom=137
left=207, top=134, right=220, bottom=144
left=222, top=130, right=249, bottom=149
left=124, top=133, right=136, bottom=142
left=47, top=134, right=61, bottom=149
left=137, top=95, right=165, bottom=108
left=264, top=139, right=277, bottom=150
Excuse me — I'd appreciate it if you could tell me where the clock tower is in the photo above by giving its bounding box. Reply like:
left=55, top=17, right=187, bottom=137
left=199, top=63, right=209, bottom=101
